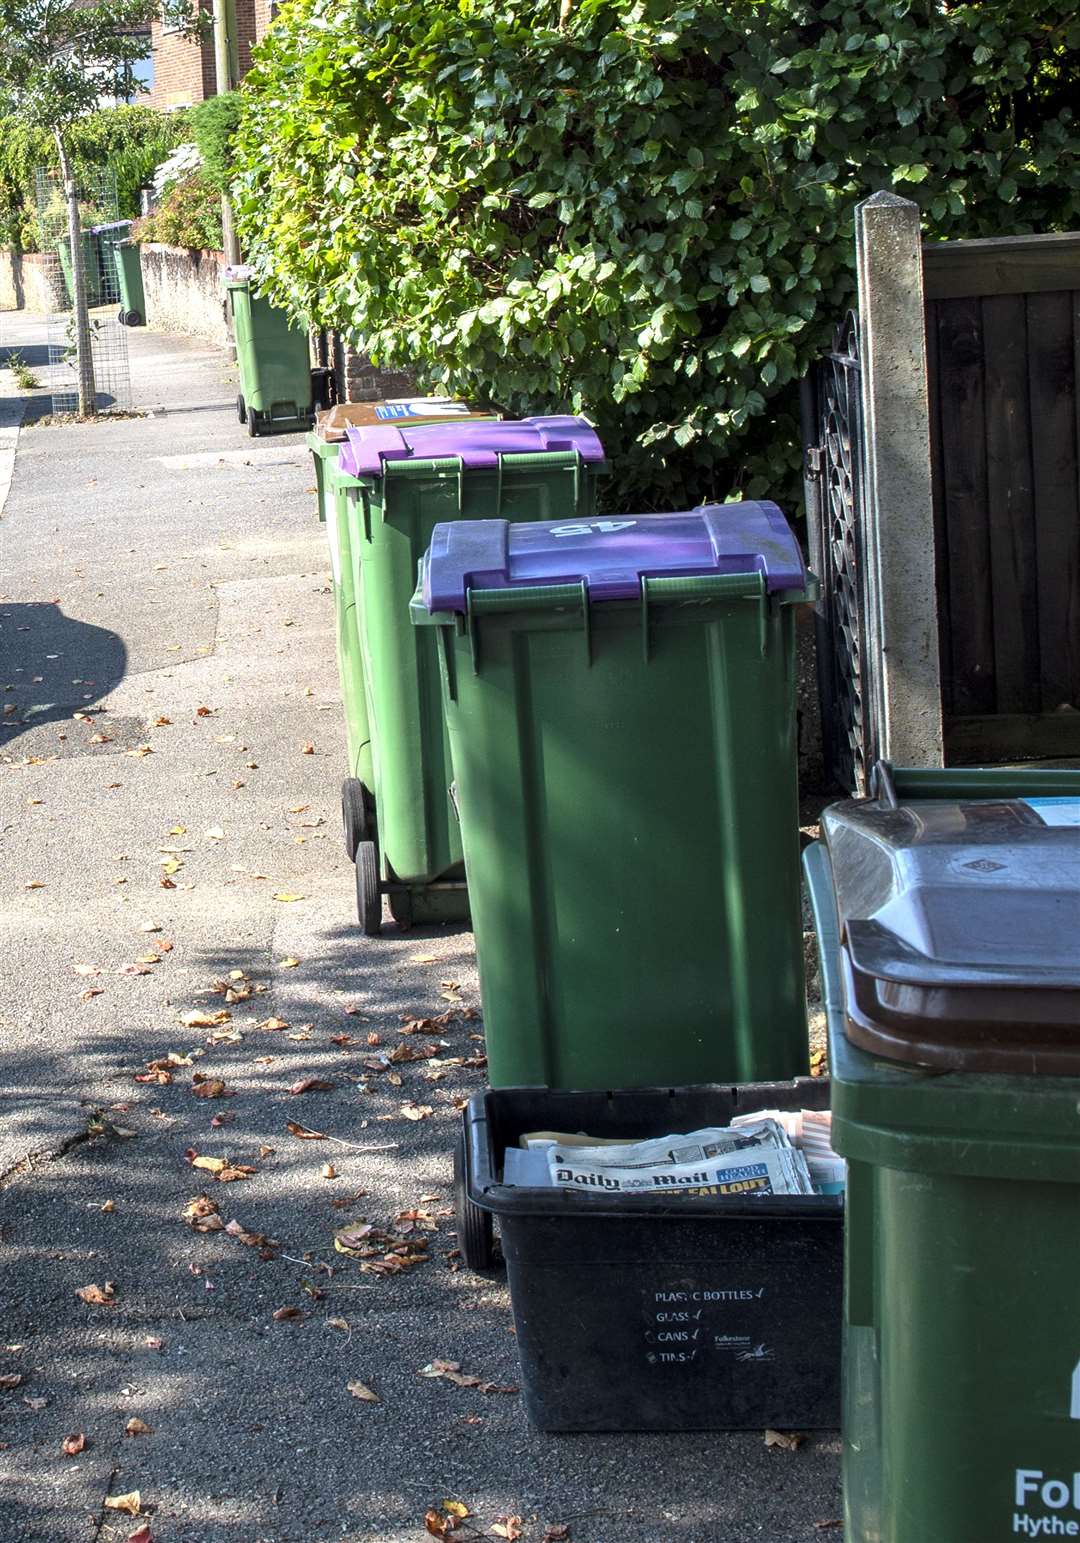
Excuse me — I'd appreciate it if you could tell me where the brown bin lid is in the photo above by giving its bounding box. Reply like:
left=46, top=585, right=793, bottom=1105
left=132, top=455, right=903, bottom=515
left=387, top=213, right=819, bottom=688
left=822, top=787, right=1080, bottom=1074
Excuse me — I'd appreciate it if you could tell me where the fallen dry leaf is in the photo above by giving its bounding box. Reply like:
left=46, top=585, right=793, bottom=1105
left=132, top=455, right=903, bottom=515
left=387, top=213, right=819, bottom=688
left=443, top=1501, right=470, bottom=1521
left=76, top=1283, right=116, bottom=1307
left=255, top=1016, right=289, bottom=1032
left=418, top=1360, right=518, bottom=1394
left=182, top=1009, right=231, bottom=1029
left=225, top=1218, right=271, bottom=1249
left=272, top=1306, right=303, bottom=1322
left=400, top=1103, right=434, bottom=1122
left=272, top=892, right=306, bottom=903
left=286, top=1121, right=325, bottom=1140
left=279, top=957, right=300, bottom=969
left=289, top=1077, right=335, bottom=1095
left=127, top=1526, right=153, bottom=1543
left=24, top=880, right=45, bottom=890
left=300, top=742, right=315, bottom=755
left=191, top=1078, right=228, bottom=1100
left=190, top=1155, right=226, bottom=1174
left=544, top=1527, right=571, bottom=1541
left=104, top=1492, right=141, bottom=1516
left=764, top=1429, right=804, bottom=1451
left=62, top=1432, right=87, bottom=1456
left=101, top=1199, right=116, bottom=1213
left=321, top=1163, right=337, bottom=1179
left=346, top=1380, right=379, bottom=1403
left=23, top=1395, right=47, bottom=1410
left=491, top=1519, right=523, bottom=1541
left=216, top=1164, right=255, bottom=1183
left=124, top=1417, right=152, bottom=1437
left=0, top=1373, right=22, bottom=1389
left=334, top=1222, right=374, bottom=1257
left=424, top=1511, right=460, bottom=1539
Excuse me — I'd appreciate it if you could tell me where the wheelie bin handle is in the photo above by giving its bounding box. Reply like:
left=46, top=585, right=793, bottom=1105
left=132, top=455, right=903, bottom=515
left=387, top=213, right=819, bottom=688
left=871, top=760, right=1080, bottom=804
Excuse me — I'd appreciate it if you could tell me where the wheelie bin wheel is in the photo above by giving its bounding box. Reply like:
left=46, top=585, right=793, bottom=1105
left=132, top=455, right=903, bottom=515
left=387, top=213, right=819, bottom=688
left=237, top=393, right=247, bottom=425
left=455, top=1130, right=495, bottom=1271
left=247, top=407, right=259, bottom=438
left=341, top=777, right=369, bottom=859
left=355, top=840, right=382, bottom=935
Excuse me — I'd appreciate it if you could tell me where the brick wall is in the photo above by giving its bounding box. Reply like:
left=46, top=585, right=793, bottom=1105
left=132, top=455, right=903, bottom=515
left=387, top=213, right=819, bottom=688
left=148, top=10, right=216, bottom=110
left=148, top=0, right=261, bottom=109
left=331, top=334, right=416, bottom=404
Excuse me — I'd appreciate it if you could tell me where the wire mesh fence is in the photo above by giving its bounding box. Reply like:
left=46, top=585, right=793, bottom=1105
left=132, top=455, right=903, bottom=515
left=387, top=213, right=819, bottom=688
left=35, top=167, right=132, bottom=417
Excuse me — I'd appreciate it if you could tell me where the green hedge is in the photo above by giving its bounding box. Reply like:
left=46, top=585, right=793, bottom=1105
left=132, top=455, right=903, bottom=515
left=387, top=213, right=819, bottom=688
left=0, top=105, right=188, bottom=251
left=235, top=0, right=1080, bottom=508
left=190, top=91, right=242, bottom=194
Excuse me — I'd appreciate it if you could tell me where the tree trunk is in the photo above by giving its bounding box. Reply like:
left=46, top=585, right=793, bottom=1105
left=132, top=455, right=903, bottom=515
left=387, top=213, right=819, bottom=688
left=55, top=130, right=96, bottom=417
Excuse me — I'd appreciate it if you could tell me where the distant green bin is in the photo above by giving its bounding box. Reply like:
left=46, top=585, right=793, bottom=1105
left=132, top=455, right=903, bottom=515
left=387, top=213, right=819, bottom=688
left=224, top=265, right=313, bottom=437
left=337, top=416, right=608, bottom=933
left=414, top=503, right=816, bottom=1089
left=305, top=427, right=374, bottom=854
left=805, top=763, right=1080, bottom=1543
left=56, top=232, right=102, bottom=308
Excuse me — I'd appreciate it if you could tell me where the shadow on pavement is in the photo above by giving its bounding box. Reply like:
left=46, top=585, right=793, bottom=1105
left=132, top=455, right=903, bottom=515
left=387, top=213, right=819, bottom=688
left=0, top=343, right=52, bottom=369
left=0, top=601, right=126, bottom=752
left=0, top=929, right=841, bottom=1543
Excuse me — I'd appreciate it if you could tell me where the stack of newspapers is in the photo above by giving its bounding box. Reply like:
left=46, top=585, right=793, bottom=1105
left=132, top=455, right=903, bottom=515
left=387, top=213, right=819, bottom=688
left=501, top=1110, right=844, bottom=1198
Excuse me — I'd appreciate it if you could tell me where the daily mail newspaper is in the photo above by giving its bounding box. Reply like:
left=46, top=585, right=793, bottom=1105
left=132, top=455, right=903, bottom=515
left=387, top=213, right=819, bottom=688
left=503, top=1121, right=819, bottom=1197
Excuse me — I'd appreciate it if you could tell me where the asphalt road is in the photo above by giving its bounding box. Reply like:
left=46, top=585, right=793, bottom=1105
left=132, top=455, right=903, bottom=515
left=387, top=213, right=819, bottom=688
left=0, top=314, right=842, bottom=1543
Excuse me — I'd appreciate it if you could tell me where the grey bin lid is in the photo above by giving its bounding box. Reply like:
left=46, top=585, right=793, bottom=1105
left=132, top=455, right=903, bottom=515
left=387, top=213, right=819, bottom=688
left=821, top=784, right=1080, bottom=1073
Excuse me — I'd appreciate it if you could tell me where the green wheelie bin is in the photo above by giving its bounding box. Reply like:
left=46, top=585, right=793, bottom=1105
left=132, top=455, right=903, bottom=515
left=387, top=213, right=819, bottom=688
left=804, top=762, right=1080, bottom=1543
left=113, top=238, right=146, bottom=325
left=306, top=419, right=374, bottom=854
left=224, top=265, right=314, bottom=437
left=308, top=402, right=500, bottom=862
left=413, top=503, right=816, bottom=1089
left=88, top=221, right=133, bottom=311
left=337, top=416, right=608, bottom=934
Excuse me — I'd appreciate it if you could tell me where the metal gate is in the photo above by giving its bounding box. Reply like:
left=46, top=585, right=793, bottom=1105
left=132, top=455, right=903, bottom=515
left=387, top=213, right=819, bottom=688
left=801, top=312, right=877, bottom=794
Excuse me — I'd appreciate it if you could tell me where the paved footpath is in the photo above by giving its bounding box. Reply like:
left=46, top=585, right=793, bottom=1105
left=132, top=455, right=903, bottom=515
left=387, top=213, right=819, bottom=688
left=0, top=315, right=841, bottom=1543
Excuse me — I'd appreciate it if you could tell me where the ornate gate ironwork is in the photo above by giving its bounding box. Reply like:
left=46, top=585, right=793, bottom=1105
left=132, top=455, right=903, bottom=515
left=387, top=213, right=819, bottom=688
left=801, top=312, right=877, bottom=794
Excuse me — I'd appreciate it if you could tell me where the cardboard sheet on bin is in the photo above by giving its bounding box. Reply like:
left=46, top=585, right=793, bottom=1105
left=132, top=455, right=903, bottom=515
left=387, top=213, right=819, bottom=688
left=420, top=502, right=807, bottom=611
left=315, top=399, right=497, bottom=443
left=822, top=789, right=1080, bottom=1073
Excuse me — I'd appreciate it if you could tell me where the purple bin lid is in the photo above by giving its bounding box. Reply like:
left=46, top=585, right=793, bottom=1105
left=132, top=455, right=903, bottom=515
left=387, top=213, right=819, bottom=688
left=420, top=503, right=807, bottom=612
left=337, top=415, right=604, bottom=479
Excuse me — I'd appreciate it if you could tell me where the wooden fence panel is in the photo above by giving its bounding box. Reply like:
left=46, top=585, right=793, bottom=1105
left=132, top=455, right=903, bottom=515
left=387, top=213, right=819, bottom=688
left=922, top=234, right=1080, bottom=763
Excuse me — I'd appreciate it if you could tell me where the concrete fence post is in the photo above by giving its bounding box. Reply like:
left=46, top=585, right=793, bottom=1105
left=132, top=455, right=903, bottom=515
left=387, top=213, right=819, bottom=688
left=855, top=190, right=944, bottom=768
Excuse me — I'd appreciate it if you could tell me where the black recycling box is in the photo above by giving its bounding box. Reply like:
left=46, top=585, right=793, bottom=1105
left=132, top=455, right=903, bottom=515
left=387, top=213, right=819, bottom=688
left=462, top=1082, right=842, bottom=1433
